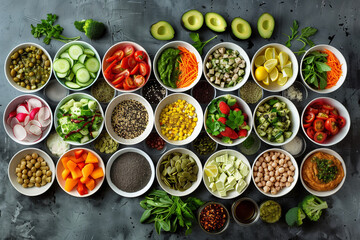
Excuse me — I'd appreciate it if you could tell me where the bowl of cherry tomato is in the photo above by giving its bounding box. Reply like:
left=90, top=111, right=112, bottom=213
left=301, top=97, right=350, bottom=146
left=102, top=41, right=151, bottom=92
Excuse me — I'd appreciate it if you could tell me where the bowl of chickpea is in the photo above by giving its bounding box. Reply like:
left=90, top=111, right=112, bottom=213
left=252, top=148, right=298, bottom=197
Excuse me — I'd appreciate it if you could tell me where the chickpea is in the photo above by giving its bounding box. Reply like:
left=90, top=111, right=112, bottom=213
left=286, top=182, right=291, bottom=187
left=46, top=171, right=52, bottom=177
left=275, top=182, right=280, bottom=187
left=290, top=165, right=295, bottom=171
left=288, top=176, right=294, bottom=183
left=259, top=157, right=264, bottom=163
left=257, top=182, right=263, bottom=188
left=257, top=172, right=263, bottom=178
left=285, top=155, right=290, bottom=161
left=17, top=172, right=22, bottom=178
left=281, top=177, right=287, bottom=182
left=24, top=179, right=29, bottom=184
left=26, top=163, right=33, bottom=169
left=279, top=167, right=285, bottom=174
left=279, top=159, right=285, bottom=165
left=254, top=166, right=258, bottom=171
left=41, top=161, right=46, bottom=167
left=35, top=183, right=41, bottom=187
left=268, top=165, right=273, bottom=171
left=271, top=155, right=277, bottom=161
left=263, top=186, right=270, bottom=193
left=262, top=162, right=267, bottom=168
left=22, top=183, right=28, bottom=188
left=266, top=181, right=272, bottom=187
left=264, top=175, right=270, bottom=181
left=269, top=171, right=274, bottom=177
left=25, top=154, right=32, bottom=161
left=255, top=177, right=260, bottom=183
left=256, top=161, right=260, bottom=167
left=265, top=156, right=270, bottom=162
left=270, top=176, right=276, bottom=182
left=36, top=170, right=42, bottom=177
left=271, top=188, right=277, bottom=195
left=272, top=162, right=277, bottom=168
left=258, top=166, right=263, bottom=173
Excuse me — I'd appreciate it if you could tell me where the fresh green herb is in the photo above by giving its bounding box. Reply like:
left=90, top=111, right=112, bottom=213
left=140, top=190, right=204, bottom=235
left=284, top=20, right=299, bottom=47
left=268, top=98, right=279, bottom=106
left=284, top=20, right=318, bottom=55
left=242, top=136, right=255, bottom=149
left=189, top=32, right=217, bottom=55
left=31, top=14, right=81, bottom=45
left=74, top=19, right=106, bottom=39
left=205, top=117, right=226, bottom=136
left=302, top=51, right=331, bottom=89
left=226, top=110, right=244, bottom=129
left=313, top=157, right=338, bottom=183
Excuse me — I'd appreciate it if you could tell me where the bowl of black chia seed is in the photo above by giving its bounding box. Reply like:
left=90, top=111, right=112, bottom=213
left=140, top=79, right=168, bottom=106
left=106, top=147, right=155, bottom=197
left=105, top=93, right=154, bottom=145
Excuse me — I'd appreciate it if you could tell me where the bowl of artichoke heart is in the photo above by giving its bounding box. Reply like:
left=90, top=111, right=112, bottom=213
left=156, top=148, right=203, bottom=197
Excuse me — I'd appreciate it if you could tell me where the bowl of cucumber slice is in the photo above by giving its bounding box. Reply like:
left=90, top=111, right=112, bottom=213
left=53, top=41, right=101, bottom=91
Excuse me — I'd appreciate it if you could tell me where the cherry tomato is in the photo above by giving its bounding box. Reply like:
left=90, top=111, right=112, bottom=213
left=303, top=122, right=312, bottom=128
left=323, top=104, right=334, bottom=111
left=120, top=56, right=129, bottom=69
left=134, top=50, right=147, bottom=62
left=313, top=119, right=325, bottom=132
left=130, top=64, right=139, bottom=75
left=317, top=112, right=329, bottom=120
left=124, top=45, right=135, bottom=57
left=337, top=116, right=346, bottom=128
left=114, top=83, right=123, bottom=89
left=319, top=108, right=329, bottom=115
left=139, top=62, right=149, bottom=76
left=329, top=108, right=339, bottom=118
left=128, top=56, right=137, bottom=69
left=112, top=64, right=124, bottom=74
left=304, top=112, right=315, bottom=123
left=134, top=75, right=145, bottom=87
left=114, top=69, right=130, bottom=80
left=106, top=49, right=124, bottom=63
left=308, top=107, right=319, bottom=114
left=314, top=132, right=327, bottom=143
left=306, top=127, right=316, bottom=139
left=112, top=75, right=125, bottom=85
left=125, top=76, right=135, bottom=88
left=123, top=81, right=130, bottom=90
left=325, top=118, right=337, bottom=130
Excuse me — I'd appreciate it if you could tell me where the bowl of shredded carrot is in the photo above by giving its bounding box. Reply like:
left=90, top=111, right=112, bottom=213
left=300, top=44, right=347, bottom=94
left=153, top=41, right=202, bottom=92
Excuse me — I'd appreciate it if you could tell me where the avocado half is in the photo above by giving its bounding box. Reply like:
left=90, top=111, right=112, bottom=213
left=181, top=9, right=204, bottom=31
left=150, top=21, right=175, bottom=40
left=257, top=13, right=275, bottom=39
left=231, top=17, right=252, bottom=40
left=205, top=12, right=227, bottom=33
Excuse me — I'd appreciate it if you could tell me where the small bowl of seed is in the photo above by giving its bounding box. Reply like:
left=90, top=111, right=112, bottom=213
left=91, top=77, right=116, bottom=104
left=156, top=148, right=203, bottom=197
left=93, top=130, right=119, bottom=154
left=191, top=132, right=218, bottom=157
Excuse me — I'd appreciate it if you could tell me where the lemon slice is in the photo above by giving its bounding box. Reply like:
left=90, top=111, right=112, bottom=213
left=282, top=61, right=292, bottom=70
left=279, top=51, right=289, bottom=68
left=255, top=66, right=268, bottom=81
left=282, top=67, right=293, bottom=78
left=255, top=55, right=266, bottom=68
left=265, top=47, right=276, bottom=60
left=264, top=59, right=278, bottom=73
left=277, top=73, right=288, bottom=86
left=263, top=75, right=270, bottom=85
left=269, top=67, right=279, bottom=82
left=204, top=165, right=218, bottom=178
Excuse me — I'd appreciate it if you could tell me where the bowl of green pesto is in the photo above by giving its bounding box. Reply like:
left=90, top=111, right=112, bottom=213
left=153, top=41, right=202, bottom=92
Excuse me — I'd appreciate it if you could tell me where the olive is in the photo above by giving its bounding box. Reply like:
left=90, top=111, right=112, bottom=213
left=26, top=85, right=31, bottom=90
left=35, top=177, right=41, bottom=183
left=20, top=82, right=25, bottom=87
left=28, top=183, right=34, bottom=188
left=32, top=153, right=38, bottom=159
left=10, top=69, right=16, bottom=77
left=27, top=171, right=32, bottom=177
left=17, top=172, right=22, bottom=178
left=22, top=183, right=28, bottom=188
left=24, top=179, right=29, bottom=184
left=22, top=169, right=27, bottom=174
left=41, top=161, right=46, bottom=167
left=38, top=157, right=44, bottom=162
left=27, top=162, right=33, bottom=168
left=29, top=62, right=34, bottom=67
left=41, top=181, right=46, bottom=186
left=15, top=168, right=21, bottom=173
left=46, top=177, right=51, bottom=183
left=36, top=55, right=41, bottom=60
left=36, top=170, right=42, bottom=177
left=20, top=64, right=24, bottom=68
left=25, top=155, right=31, bottom=161
left=12, top=60, right=17, bottom=65
left=35, top=183, right=40, bottom=187
left=31, top=167, right=36, bottom=172
left=41, top=80, right=45, bottom=85
left=45, top=60, right=50, bottom=67
left=17, top=177, right=23, bottom=184
left=46, top=171, right=52, bottom=177
left=30, top=159, right=36, bottom=164
left=35, top=162, right=40, bottom=168
left=20, top=164, right=25, bottom=170
left=38, top=49, right=43, bottom=55
left=30, top=79, right=35, bottom=85
left=42, top=170, right=46, bottom=175
left=18, top=49, right=24, bottom=54
left=30, top=177, right=35, bottom=183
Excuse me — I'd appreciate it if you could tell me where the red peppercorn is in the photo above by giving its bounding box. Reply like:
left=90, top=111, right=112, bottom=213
left=200, top=203, right=228, bottom=232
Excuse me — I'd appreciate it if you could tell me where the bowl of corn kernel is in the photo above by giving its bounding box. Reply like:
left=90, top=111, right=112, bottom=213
left=154, top=93, right=203, bottom=145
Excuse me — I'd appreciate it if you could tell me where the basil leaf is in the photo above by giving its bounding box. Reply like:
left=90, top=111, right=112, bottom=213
left=140, top=209, right=152, bottom=223
left=315, top=62, right=331, bottom=72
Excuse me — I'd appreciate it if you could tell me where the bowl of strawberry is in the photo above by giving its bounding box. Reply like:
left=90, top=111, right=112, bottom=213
left=301, top=97, right=350, bottom=146
left=204, top=94, right=253, bottom=147
left=102, top=41, right=151, bottom=92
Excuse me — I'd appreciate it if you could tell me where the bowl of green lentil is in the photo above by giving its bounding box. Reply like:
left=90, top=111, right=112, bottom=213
left=5, top=42, right=52, bottom=93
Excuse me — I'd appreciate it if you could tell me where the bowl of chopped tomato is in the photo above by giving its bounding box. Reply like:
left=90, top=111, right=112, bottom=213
left=301, top=97, right=350, bottom=146
left=102, top=41, right=151, bottom=92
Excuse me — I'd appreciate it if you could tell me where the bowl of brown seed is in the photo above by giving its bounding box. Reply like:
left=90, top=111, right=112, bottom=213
left=105, top=93, right=154, bottom=145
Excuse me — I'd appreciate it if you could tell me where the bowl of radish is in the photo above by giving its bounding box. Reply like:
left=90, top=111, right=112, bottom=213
left=3, top=95, right=53, bottom=145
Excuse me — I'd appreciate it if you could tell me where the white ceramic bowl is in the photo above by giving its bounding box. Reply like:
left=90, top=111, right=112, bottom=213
left=56, top=148, right=105, bottom=197
left=54, top=93, right=105, bottom=146
left=252, top=148, right=299, bottom=197
left=106, top=148, right=155, bottom=198
left=300, top=148, right=346, bottom=197
left=253, top=95, right=300, bottom=146
left=301, top=97, right=350, bottom=146
left=251, top=43, right=298, bottom=92
left=53, top=41, right=101, bottom=91
left=105, top=93, right=154, bottom=145
left=156, top=148, right=203, bottom=197
left=8, top=148, right=55, bottom=196
left=102, top=41, right=152, bottom=93
left=153, top=41, right=202, bottom=92
left=154, top=93, right=203, bottom=145
left=203, top=42, right=251, bottom=92
left=203, top=149, right=251, bottom=199
left=204, top=94, right=253, bottom=147
left=300, top=44, right=347, bottom=94
left=3, top=94, right=53, bottom=145
left=4, top=42, right=53, bottom=93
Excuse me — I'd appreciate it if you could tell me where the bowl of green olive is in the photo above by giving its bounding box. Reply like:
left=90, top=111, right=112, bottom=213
left=8, top=148, right=55, bottom=196
left=5, top=42, right=52, bottom=93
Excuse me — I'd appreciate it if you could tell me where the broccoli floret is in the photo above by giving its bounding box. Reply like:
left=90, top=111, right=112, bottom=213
left=74, top=19, right=106, bottom=39
left=285, top=207, right=306, bottom=226
left=74, top=20, right=86, bottom=32
left=300, top=195, right=328, bottom=221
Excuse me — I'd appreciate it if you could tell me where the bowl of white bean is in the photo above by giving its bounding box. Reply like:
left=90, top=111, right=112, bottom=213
left=251, top=148, right=298, bottom=197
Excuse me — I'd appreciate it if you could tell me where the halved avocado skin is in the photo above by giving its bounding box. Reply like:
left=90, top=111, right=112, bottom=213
left=257, top=13, right=275, bottom=39
left=181, top=9, right=204, bottom=31
left=205, top=12, right=227, bottom=33
left=231, top=17, right=252, bottom=40
left=150, top=21, right=175, bottom=40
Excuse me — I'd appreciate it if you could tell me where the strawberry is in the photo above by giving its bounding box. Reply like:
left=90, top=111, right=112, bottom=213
left=218, top=101, right=230, bottom=115
left=243, top=112, right=248, bottom=121
left=217, top=117, right=227, bottom=125
left=233, top=108, right=241, bottom=112
left=238, top=129, right=248, bottom=138
left=230, top=102, right=239, bottom=110
left=221, top=127, right=239, bottom=139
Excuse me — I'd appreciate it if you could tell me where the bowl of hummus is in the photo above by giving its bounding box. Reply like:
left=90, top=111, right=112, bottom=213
left=300, top=148, right=346, bottom=197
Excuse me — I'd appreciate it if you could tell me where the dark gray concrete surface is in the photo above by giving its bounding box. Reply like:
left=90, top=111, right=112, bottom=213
left=0, top=0, right=359, bottom=239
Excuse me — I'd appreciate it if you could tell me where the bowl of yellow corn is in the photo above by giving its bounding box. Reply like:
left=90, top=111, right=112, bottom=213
left=154, top=93, right=203, bottom=146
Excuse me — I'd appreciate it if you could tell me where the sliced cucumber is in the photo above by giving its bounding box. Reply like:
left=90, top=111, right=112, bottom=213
left=84, top=48, right=95, bottom=56
left=89, top=72, right=97, bottom=78
left=72, top=63, right=85, bottom=74
left=68, top=45, right=84, bottom=60
left=65, top=72, right=75, bottom=81
left=80, top=135, right=90, bottom=144
left=76, top=68, right=91, bottom=83
left=85, top=57, right=100, bottom=73
left=76, top=78, right=93, bottom=87
left=53, top=59, right=70, bottom=74
left=64, top=81, right=81, bottom=89
left=56, top=71, right=68, bottom=78
left=60, top=52, right=74, bottom=66
left=78, top=54, right=87, bottom=64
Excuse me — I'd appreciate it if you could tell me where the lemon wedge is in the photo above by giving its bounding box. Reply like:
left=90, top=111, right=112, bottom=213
left=279, top=51, right=289, bottom=68
left=263, top=75, right=270, bottom=85
left=204, top=165, right=218, bottom=178
left=282, top=61, right=292, bottom=70
left=277, top=73, right=288, bottom=86
left=255, top=55, right=266, bottom=68
left=282, top=67, right=293, bottom=78
left=255, top=66, right=268, bottom=81
left=269, top=67, right=279, bottom=82
left=264, top=59, right=278, bottom=73
left=265, top=47, right=276, bottom=60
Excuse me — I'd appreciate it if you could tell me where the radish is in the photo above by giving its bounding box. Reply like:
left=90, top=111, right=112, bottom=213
left=13, top=124, right=27, bottom=141
left=27, top=98, right=42, bottom=109
left=10, top=118, right=20, bottom=128
left=24, top=115, right=30, bottom=126
left=16, top=113, right=28, bottom=122
left=38, top=117, right=51, bottom=127
left=26, top=132, right=42, bottom=142
left=8, top=111, right=17, bottom=119
left=16, top=105, right=29, bottom=114
left=29, top=125, right=42, bottom=136
left=29, top=107, right=40, bottom=120
left=43, top=107, right=51, bottom=120
left=28, top=120, right=41, bottom=128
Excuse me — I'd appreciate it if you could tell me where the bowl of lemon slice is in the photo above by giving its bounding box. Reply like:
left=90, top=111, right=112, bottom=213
left=251, top=43, right=298, bottom=92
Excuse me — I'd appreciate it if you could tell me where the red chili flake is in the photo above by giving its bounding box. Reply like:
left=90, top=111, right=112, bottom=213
left=200, top=203, right=228, bottom=232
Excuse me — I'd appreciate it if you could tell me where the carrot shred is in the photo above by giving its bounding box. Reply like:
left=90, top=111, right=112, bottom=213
left=176, top=46, right=198, bottom=88
left=323, top=49, right=342, bottom=89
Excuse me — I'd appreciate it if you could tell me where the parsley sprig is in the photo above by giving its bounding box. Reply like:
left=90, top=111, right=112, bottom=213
left=313, top=157, right=338, bottom=183
left=284, top=20, right=318, bottom=55
left=189, top=32, right=217, bottom=55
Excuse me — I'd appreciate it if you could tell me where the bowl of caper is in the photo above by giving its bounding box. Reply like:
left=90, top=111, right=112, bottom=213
left=4, top=42, right=52, bottom=93
left=8, top=148, right=55, bottom=196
